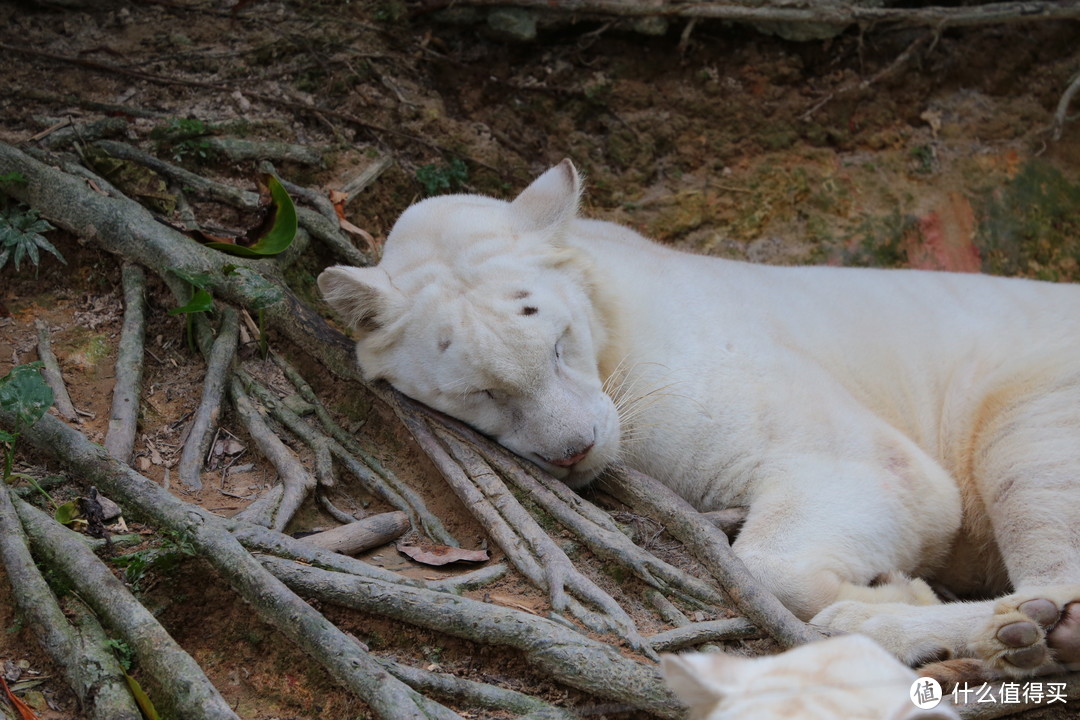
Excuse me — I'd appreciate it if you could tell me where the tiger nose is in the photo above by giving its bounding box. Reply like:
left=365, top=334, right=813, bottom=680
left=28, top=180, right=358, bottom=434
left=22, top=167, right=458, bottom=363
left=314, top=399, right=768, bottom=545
left=546, top=443, right=594, bottom=468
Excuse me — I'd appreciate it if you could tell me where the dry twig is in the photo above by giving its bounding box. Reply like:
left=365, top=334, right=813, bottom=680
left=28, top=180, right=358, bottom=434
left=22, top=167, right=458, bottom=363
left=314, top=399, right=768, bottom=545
left=1052, top=69, right=1080, bottom=141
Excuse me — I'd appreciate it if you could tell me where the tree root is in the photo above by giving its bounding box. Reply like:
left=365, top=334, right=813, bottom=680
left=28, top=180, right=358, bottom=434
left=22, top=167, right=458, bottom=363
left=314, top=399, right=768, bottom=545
left=93, top=139, right=372, bottom=267
left=242, top=359, right=459, bottom=545
left=400, top=404, right=655, bottom=657
left=177, top=308, right=239, bottom=490
left=604, top=465, right=823, bottom=649
left=0, top=482, right=140, bottom=720
left=104, top=263, right=147, bottom=463
left=229, top=375, right=317, bottom=530
left=381, top=659, right=577, bottom=720
left=4, top=409, right=467, bottom=720
left=14, top=498, right=240, bottom=720
left=429, top=0, right=1080, bottom=29
left=259, top=555, right=681, bottom=718
left=34, top=318, right=78, bottom=423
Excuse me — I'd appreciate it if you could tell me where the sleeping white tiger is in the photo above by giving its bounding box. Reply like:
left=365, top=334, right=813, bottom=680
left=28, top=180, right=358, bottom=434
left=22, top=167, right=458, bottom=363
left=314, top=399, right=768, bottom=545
left=318, top=160, right=1080, bottom=679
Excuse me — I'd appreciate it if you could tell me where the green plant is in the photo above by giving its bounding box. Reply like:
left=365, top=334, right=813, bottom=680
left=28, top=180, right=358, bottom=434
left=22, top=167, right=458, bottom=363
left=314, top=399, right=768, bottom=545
left=0, top=204, right=64, bottom=273
left=153, top=118, right=215, bottom=164
left=415, top=158, right=468, bottom=196
left=107, top=639, right=135, bottom=672
left=910, top=145, right=934, bottom=175
left=0, top=363, right=53, bottom=485
left=167, top=268, right=215, bottom=352
left=111, top=531, right=197, bottom=590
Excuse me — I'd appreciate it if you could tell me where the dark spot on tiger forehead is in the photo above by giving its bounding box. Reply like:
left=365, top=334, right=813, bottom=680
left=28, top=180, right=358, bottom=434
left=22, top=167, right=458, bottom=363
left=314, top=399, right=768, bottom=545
left=521, top=306, right=538, bottom=316
left=511, top=290, right=530, bottom=300
left=438, top=339, right=451, bottom=352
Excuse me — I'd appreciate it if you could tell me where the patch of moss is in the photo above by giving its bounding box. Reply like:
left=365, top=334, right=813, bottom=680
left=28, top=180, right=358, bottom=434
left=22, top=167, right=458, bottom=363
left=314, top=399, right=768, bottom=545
left=977, top=160, right=1080, bottom=281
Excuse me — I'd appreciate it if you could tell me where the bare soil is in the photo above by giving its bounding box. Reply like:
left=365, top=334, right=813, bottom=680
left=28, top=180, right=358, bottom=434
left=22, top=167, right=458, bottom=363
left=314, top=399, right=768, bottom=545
left=1, top=2, right=1079, bottom=718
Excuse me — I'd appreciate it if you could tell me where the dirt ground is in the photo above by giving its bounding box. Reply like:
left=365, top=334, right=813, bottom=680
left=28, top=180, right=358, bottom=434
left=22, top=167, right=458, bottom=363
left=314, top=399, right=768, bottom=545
left=1, top=1, right=1079, bottom=719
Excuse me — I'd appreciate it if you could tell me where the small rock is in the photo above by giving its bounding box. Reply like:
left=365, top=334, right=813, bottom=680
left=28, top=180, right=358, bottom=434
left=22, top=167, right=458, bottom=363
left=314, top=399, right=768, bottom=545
left=96, top=494, right=122, bottom=521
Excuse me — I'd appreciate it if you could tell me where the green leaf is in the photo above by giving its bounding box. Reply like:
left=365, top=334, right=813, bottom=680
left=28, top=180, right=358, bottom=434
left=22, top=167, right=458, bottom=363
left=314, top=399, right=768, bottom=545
left=167, top=268, right=213, bottom=290
left=0, top=363, right=54, bottom=432
left=123, top=671, right=160, bottom=720
left=167, top=287, right=213, bottom=316
left=54, top=500, right=80, bottom=525
left=0, top=206, right=61, bottom=272
left=203, top=175, right=297, bottom=258
left=0, top=430, right=14, bottom=443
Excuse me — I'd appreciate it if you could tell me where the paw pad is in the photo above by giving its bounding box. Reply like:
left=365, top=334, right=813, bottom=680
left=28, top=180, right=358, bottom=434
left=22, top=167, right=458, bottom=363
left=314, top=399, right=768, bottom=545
left=1018, top=598, right=1058, bottom=627
left=996, top=621, right=1039, bottom=648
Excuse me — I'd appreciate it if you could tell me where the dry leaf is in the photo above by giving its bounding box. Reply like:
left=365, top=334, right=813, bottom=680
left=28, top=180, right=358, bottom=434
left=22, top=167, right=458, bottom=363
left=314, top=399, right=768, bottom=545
left=396, top=542, right=489, bottom=566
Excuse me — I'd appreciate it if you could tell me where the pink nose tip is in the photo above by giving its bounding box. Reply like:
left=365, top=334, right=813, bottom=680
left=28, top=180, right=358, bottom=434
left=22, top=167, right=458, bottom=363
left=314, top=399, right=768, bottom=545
left=546, top=444, right=594, bottom=468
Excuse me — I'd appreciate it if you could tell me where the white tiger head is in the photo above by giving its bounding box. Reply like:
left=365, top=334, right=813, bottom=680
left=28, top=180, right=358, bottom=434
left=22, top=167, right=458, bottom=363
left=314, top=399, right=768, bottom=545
left=318, top=160, right=620, bottom=486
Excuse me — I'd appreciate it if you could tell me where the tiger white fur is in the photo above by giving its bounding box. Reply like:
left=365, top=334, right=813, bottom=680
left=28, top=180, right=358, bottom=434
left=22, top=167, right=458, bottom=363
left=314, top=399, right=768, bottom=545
left=662, top=636, right=959, bottom=719
left=318, top=160, right=1080, bottom=678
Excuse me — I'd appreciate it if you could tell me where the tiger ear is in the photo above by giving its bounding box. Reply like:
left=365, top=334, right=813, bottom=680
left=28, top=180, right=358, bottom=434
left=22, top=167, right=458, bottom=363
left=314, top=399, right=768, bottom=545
left=317, top=266, right=399, bottom=334
left=661, top=653, right=743, bottom=711
left=510, top=159, right=581, bottom=236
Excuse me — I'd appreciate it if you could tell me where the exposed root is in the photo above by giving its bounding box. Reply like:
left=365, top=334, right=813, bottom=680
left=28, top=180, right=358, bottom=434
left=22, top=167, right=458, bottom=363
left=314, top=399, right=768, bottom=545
left=104, top=262, right=147, bottom=464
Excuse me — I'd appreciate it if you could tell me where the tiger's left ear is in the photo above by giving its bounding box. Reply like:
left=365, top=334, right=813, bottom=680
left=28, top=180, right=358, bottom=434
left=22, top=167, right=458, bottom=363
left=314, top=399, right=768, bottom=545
left=510, top=159, right=581, bottom=236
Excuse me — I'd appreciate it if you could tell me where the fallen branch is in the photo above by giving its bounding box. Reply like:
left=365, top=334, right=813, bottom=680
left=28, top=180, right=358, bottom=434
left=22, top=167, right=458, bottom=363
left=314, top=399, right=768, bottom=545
left=0, top=482, right=140, bottom=720
left=34, top=319, right=78, bottom=422
left=646, top=618, right=759, bottom=653
left=104, top=263, right=147, bottom=463
left=302, top=511, right=409, bottom=555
